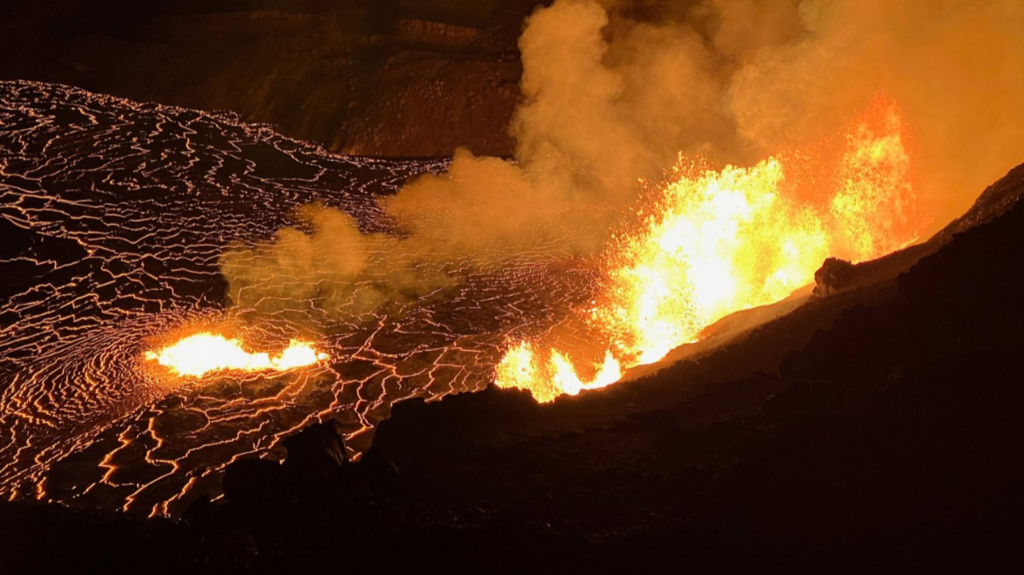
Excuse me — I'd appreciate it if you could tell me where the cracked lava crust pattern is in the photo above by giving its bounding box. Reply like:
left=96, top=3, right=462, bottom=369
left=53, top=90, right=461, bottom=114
left=0, top=81, right=597, bottom=517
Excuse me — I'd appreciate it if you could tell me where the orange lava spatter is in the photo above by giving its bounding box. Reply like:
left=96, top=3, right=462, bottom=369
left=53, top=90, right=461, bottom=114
left=145, top=333, right=328, bottom=378
left=496, top=98, right=921, bottom=403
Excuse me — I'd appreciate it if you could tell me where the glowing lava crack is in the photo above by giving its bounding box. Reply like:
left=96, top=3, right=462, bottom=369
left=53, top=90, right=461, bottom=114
left=145, top=334, right=329, bottom=377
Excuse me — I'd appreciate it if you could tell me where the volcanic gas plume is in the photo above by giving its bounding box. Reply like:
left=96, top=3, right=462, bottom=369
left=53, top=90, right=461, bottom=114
left=205, top=0, right=1024, bottom=400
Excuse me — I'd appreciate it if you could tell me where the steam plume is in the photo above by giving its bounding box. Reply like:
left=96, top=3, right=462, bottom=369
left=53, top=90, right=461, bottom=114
left=222, top=0, right=1024, bottom=318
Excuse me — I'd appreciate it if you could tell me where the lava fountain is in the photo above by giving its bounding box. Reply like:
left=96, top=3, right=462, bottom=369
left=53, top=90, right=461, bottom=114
left=145, top=333, right=329, bottom=378
left=496, top=97, right=921, bottom=402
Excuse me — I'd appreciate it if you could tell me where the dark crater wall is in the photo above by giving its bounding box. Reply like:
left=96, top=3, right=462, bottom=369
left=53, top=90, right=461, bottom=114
left=0, top=0, right=551, bottom=157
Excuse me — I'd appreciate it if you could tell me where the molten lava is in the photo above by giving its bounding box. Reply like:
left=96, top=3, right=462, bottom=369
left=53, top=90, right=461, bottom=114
left=497, top=98, right=921, bottom=403
left=145, top=333, right=328, bottom=378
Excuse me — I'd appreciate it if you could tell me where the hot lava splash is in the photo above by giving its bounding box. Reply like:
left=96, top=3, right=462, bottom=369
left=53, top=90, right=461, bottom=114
left=496, top=98, right=920, bottom=402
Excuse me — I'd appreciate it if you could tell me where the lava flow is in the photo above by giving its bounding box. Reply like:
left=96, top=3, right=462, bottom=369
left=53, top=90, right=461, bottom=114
left=0, top=81, right=590, bottom=517
left=496, top=98, right=921, bottom=402
left=145, top=334, right=329, bottom=378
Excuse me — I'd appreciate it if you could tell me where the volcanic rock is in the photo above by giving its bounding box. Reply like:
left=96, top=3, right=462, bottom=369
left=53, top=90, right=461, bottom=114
left=220, top=418, right=349, bottom=510
left=282, top=418, right=348, bottom=472
left=221, top=458, right=288, bottom=506
left=812, top=257, right=857, bottom=296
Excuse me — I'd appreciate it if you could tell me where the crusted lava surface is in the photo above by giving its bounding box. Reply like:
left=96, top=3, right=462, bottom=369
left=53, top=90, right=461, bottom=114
left=0, top=81, right=600, bottom=517
left=4, top=80, right=1024, bottom=572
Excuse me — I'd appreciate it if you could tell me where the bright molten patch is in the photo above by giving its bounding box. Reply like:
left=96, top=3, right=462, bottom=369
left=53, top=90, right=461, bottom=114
left=145, top=333, right=328, bottom=378
left=495, top=342, right=623, bottom=403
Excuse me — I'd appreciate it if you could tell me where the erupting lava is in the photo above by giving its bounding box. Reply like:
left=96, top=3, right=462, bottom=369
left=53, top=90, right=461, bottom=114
left=145, top=333, right=329, bottom=378
left=497, top=98, right=921, bottom=402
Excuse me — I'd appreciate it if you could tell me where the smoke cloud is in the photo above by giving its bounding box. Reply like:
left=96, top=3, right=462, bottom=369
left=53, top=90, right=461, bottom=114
left=722, top=0, right=1024, bottom=220
left=220, top=205, right=452, bottom=318
left=222, top=0, right=1024, bottom=318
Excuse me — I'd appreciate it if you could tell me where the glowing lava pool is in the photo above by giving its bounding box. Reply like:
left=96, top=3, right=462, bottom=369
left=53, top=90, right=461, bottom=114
left=0, top=81, right=599, bottom=516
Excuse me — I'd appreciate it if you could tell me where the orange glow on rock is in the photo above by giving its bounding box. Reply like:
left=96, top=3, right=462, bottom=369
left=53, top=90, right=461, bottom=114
left=144, top=333, right=328, bottom=378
